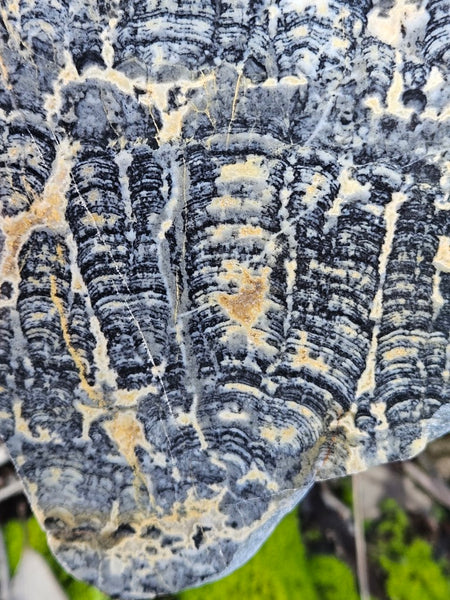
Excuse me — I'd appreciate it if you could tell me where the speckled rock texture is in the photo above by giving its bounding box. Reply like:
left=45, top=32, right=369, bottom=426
left=0, top=0, right=449, bottom=597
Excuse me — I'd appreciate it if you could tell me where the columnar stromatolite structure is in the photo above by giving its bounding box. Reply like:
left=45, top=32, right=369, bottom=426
left=0, top=1, right=449, bottom=597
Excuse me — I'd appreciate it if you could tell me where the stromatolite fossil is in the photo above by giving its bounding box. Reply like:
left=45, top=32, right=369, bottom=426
left=0, top=0, right=449, bottom=597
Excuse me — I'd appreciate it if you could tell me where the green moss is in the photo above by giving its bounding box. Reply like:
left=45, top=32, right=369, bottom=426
left=375, top=498, right=409, bottom=558
left=66, top=579, right=110, bottom=600
left=2, top=519, right=25, bottom=577
left=381, top=539, right=450, bottom=600
left=303, top=527, right=322, bottom=545
left=371, top=499, right=450, bottom=600
left=309, top=555, right=359, bottom=600
left=180, top=509, right=361, bottom=600
left=180, top=509, right=319, bottom=600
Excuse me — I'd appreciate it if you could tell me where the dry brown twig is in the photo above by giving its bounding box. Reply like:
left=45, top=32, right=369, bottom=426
left=403, top=461, right=450, bottom=509
left=0, top=445, right=10, bottom=468
left=0, top=444, right=24, bottom=505
left=353, top=473, right=370, bottom=600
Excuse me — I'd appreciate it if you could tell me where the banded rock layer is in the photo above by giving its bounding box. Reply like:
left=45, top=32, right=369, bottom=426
left=0, top=0, right=449, bottom=597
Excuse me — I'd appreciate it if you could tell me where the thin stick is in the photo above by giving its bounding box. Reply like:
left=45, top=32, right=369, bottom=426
left=353, top=473, right=370, bottom=600
left=403, top=462, right=450, bottom=509
left=0, top=445, right=10, bottom=468
left=0, top=480, right=23, bottom=504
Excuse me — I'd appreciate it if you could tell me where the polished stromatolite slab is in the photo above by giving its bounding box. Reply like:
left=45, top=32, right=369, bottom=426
left=0, top=1, right=449, bottom=597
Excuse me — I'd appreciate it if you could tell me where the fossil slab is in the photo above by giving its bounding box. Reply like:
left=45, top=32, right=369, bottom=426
left=0, top=0, right=449, bottom=597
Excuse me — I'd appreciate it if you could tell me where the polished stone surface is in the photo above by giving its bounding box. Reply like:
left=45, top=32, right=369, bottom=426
left=0, top=1, right=449, bottom=597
